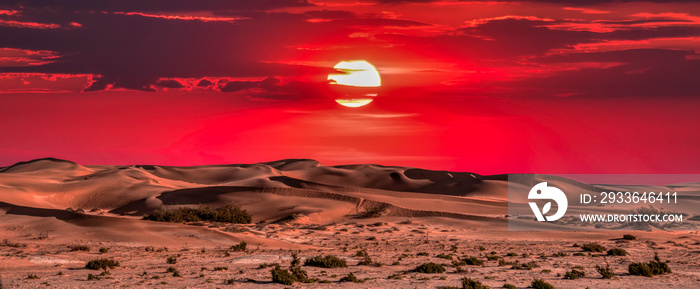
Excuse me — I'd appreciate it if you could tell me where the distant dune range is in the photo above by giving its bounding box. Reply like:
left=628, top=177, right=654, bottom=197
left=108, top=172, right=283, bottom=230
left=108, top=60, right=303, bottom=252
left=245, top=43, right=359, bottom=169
left=0, top=158, right=698, bottom=248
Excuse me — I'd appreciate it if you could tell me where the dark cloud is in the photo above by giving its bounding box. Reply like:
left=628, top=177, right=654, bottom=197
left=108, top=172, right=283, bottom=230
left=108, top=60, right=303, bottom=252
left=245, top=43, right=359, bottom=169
left=196, top=79, right=213, bottom=87
left=0, top=0, right=312, bottom=12
left=154, top=79, right=185, bottom=88
left=218, top=80, right=258, bottom=92
left=512, top=49, right=700, bottom=98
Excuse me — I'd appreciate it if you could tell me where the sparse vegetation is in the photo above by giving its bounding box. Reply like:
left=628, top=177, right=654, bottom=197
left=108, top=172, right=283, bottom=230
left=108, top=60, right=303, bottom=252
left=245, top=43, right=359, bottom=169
left=461, top=277, right=490, bottom=289
left=502, top=284, right=517, bottom=289
left=167, top=256, right=177, bottom=264
left=581, top=243, right=606, bottom=252
left=607, top=248, right=628, bottom=256
left=564, top=269, right=586, bottom=279
left=622, top=234, right=637, bottom=240
left=414, top=262, right=446, bottom=273
left=1, top=239, right=26, bottom=248
left=552, top=251, right=567, bottom=257
left=71, top=245, right=90, bottom=252
left=85, top=258, right=120, bottom=271
left=437, top=253, right=454, bottom=260
left=461, top=256, right=484, bottom=266
left=271, top=265, right=296, bottom=285
left=27, top=273, right=39, bottom=279
left=304, top=255, right=347, bottom=268
left=144, top=203, right=252, bottom=224
left=214, top=266, right=228, bottom=271
left=628, top=253, right=671, bottom=277
left=531, top=278, right=555, bottom=289
left=230, top=240, right=247, bottom=252
left=339, top=272, right=364, bottom=283
left=596, top=262, right=615, bottom=279
left=506, top=252, right=518, bottom=256
left=511, top=260, right=539, bottom=270
left=99, top=247, right=109, bottom=254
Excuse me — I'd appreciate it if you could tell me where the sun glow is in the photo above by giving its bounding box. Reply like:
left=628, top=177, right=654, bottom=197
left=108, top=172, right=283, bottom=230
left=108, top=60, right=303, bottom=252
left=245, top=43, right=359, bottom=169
left=328, top=60, right=381, bottom=108
left=328, top=60, right=381, bottom=87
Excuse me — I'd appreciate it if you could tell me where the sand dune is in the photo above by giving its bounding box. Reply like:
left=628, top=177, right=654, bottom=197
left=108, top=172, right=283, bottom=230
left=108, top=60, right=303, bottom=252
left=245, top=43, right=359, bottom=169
left=1, top=158, right=698, bottom=288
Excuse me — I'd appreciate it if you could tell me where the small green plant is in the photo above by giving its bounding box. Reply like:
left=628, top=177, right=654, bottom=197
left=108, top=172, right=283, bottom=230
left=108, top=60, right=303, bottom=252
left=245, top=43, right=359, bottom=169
left=85, top=258, right=120, bottom=271
left=437, top=253, right=454, bottom=260
left=304, top=255, right=347, bottom=268
left=167, top=256, right=177, bottom=264
left=628, top=253, right=671, bottom=277
left=564, top=269, right=586, bottom=280
left=596, top=262, right=614, bottom=279
left=414, top=262, right=446, bottom=273
left=339, top=272, right=364, bottom=283
left=461, top=277, right=490, bottom=289
left=99, top=247, right=109, bottom=254
left=144, top=203, right=252, bottom=224
left=462, top=256, right=484, bottom=266
left=358, top=256, right=374, bottom=266
left=531, top=279, right=554, bottom=289
left=71, top=245, right=90, bottom=252
left=581, top=243, right=606, bottom=252
left=607, top=248, right=628, bottom=256
left=622, top=234, right=637, bottom=240
left=230, top=241, right=247, bottom=252
left=27, top=273, right=40, bottom=279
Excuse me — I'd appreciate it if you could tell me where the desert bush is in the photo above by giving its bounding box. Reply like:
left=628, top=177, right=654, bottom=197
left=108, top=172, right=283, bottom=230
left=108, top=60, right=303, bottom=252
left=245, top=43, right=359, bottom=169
left=622, top=234, right=637, bottom=240
left=85, top=258, right=120, bottom=271
left=506, top=252, right=518, bottom=256
left=581, top=243, right=606, bottom=252
left=71, top=245, right=90, bottom=252
left=563, top=269, right=586, bottom=279
left=166, top=266, right=177, bottom=273
left=230, top=241, right=247, bottom=252
left=99, top=247, right=109, bottom=254
left=339, top=272, right=364, bottom=283
left=502, top=284, right=516, bottom=289
left=486, top=255, right=499, bottom=261
left=461, top=277, right=490, bottom=289
left=304, top=255, right=347, bottom=268
left=27, top=273, right=39, bottom=279
left=498, top=259, right=513, bottom=266
left=87, top=273, right=99, bottom=280
left=607, top=248, right=628, bottom=256
left=1, top=239, right=26, bottom=248
left=511, top=260, right=539, bottom=270
left=437, top=253, right=454, bottom=260
left=144, top=203, right=252, bottom=224
left=358, top=256, right=374, bottom=266
left=271, top=265, right=296, bottom=285
left=167, top=256, right=177, bottom=264
left=270, top=264, right=314, bottom=285
left=531, top=279, right=554, bottom=289
left=214, top=266, right=228, bottom=271
left=552, top=251, right=567, bottom=257
left=461, top=256, right=484, bottom=266
left=628, top=253, right=671, bottom=277
left=414, top=262, right=446, bottom=273
left=225, top=278, right=235, bottom=284
left=362, top=206, right=386, bottom=218
left=417, top=252, right=430, bottom=256
left=355, top=249, right=369, bottom=257
left=596, top=263, right=614, bottom=279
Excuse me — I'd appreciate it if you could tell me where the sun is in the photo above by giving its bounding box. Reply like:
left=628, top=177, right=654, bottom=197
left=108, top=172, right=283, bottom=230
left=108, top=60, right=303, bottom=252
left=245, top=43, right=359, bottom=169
left=328, top=60, right=380, bottom=107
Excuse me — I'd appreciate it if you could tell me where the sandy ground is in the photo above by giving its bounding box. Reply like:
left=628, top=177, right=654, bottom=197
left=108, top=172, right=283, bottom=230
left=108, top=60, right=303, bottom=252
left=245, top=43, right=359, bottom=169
left=0, top=158, right=698, bottom=288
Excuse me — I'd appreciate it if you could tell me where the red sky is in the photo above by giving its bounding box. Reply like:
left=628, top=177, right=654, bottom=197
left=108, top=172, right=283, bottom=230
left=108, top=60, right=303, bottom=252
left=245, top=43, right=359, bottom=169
left=1, top=0, right=700, bottom=174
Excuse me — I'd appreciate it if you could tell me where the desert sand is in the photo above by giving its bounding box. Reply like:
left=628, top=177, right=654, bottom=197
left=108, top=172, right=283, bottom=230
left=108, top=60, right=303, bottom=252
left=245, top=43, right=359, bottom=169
left=0, top=158, right=698, bottom=288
